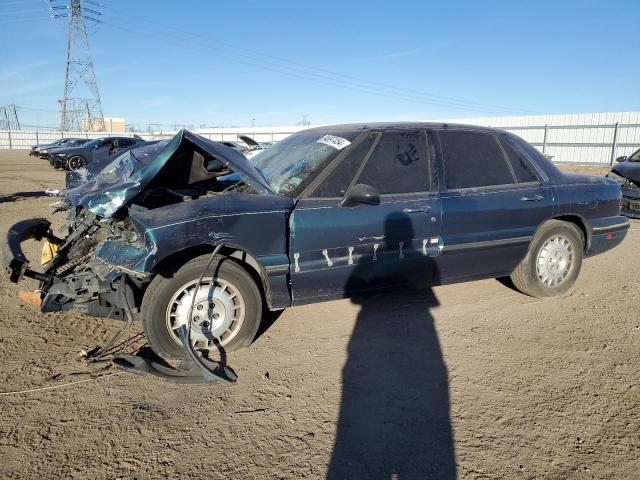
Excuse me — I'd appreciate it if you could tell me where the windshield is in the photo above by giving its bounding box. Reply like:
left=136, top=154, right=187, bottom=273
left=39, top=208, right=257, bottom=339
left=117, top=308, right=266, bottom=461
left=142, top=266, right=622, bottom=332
left=251, top=129, right=361, bottom=195
left=629, top=149, right=640, bottom=162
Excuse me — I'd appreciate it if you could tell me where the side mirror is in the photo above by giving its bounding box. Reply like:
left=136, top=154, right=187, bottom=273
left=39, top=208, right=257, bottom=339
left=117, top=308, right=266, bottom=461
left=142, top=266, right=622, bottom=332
left=340, top=183, right=380, bottom=208
left=616, top=156, right=627, bottom=163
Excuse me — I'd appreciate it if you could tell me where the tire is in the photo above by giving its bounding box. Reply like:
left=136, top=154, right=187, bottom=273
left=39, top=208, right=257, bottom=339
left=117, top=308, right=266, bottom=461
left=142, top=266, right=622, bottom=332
left=510, top=220, right=584, bottom=298
left=67, top=155, right=86, bottom=171
left=141, top=254, right=263, bottom=359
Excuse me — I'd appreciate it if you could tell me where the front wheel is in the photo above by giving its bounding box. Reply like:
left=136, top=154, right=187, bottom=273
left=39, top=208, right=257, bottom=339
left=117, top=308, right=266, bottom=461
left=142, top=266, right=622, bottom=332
left=510, top=220, right=584, bottom=298
left=141, top=255, right=263, bottom=359
left=67, top=155, right=86, bottom=171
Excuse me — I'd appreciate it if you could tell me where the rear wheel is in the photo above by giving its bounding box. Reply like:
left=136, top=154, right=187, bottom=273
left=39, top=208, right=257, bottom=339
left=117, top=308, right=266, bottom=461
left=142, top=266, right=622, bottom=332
left=67, top=155, right=86, bottom=171
left=510, top=220, right=584, bottom=298
left=141, top=254, right=263, bottom=359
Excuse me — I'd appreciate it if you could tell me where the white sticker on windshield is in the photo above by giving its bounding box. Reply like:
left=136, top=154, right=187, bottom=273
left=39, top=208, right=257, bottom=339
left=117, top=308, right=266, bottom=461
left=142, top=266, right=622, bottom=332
left=316, top=134, right=351, bottom=150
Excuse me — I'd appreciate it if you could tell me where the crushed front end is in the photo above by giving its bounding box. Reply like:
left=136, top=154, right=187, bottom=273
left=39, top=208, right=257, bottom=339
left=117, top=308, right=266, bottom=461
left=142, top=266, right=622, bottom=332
left=3, top=129, right=275, bottom=322
left=607, top=170, right=640, bottom=219
left=3, top=203, right=149, bottom=321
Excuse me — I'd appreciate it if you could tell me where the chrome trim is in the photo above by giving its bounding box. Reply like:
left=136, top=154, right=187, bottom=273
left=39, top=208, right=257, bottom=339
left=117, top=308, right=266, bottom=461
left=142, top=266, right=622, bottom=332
left=441, top=236, right=532, bottom=253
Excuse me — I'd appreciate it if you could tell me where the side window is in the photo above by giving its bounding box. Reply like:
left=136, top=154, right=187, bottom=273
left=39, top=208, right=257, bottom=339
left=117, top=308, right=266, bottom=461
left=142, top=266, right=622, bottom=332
left=438, top=130, right=515, bottom=189
left=120, top=138, right=135, bottom=147
left=356, top=130, right=430, bottom=194
left=500, top=139, right=539, bottom=183
left=313, top=133, right=377, bottom=198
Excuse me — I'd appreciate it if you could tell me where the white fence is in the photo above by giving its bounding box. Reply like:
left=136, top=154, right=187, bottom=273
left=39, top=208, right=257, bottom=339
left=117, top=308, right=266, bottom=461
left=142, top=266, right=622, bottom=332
left=0, top=128, right=302, bottom=150
left=2, top=111, right=639, bottom=165
left=440, top=111, right=640, bottom=165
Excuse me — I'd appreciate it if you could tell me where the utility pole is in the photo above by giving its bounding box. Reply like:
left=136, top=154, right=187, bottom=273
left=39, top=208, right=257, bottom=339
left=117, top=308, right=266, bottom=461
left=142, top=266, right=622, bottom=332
left=49, top=0, right=105, bottom=132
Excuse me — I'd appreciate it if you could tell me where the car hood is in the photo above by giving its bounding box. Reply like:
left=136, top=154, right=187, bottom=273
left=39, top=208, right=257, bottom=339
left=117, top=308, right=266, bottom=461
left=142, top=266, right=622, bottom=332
left=50, top=145, right=86, bottom=156
left=62, top=129, right=275, bottom=218
left=611, top=161, right=640, bottom=184
left=46, top=145, right=76, bottom=155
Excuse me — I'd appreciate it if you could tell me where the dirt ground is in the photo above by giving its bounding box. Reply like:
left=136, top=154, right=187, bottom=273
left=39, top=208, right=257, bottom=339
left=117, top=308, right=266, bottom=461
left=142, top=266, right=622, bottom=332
left=0, top=151, right=638, bottom=479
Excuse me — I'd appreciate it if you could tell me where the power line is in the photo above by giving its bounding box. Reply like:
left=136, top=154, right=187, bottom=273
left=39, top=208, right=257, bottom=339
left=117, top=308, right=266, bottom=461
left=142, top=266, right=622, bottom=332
left=101, top=17, right=529, bottom=117
left=101, top=5, right=536, bottom=116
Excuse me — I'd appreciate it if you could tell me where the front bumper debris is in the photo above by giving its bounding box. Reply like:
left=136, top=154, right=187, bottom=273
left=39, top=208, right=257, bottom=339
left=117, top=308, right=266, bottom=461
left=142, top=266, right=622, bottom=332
left=3, top=218, right=55, bottom=283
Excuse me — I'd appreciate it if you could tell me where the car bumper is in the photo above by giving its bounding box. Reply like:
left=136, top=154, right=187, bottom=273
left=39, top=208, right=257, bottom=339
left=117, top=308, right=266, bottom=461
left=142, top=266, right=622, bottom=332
left=620, top=186, right=640, bottom=219
left=586, top=215, right=630, bottom=257
left=50, top=156, right=66, bottom=168
left=3, top=218, right=53, bottom=283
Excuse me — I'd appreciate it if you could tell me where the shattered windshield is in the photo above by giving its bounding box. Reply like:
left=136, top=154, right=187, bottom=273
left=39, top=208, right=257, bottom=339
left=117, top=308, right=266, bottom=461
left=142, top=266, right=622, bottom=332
left=251, top=130, right=361, bottom=195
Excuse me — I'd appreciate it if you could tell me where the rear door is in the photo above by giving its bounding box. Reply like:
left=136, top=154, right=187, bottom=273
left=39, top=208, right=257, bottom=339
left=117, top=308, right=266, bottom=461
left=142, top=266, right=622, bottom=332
left=434, top=129, right=554, bottom=282
left=290, top=129, right=442, bottom=304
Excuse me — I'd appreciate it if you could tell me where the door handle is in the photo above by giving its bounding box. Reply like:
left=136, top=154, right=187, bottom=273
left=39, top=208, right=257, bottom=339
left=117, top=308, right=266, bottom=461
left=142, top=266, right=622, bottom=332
left=520, top=195, right=544, bottom=202
left=403, top=206, right=431, bottom=214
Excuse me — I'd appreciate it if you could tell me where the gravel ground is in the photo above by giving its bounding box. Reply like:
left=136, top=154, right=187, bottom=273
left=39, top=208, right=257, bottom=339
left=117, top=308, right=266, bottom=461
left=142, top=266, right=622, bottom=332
left=0, top=151, right=638, bottom=479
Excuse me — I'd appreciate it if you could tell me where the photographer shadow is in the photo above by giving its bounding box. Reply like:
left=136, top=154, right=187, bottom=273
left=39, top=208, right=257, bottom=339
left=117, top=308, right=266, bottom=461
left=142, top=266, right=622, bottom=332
left=328, top=212, right=456, bottom=479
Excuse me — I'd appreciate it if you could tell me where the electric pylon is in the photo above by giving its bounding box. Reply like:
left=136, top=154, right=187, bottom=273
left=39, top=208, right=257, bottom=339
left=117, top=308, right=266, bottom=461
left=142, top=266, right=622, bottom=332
left=49, top=0, right=105, bottom=132
left=0, top=105, right=21, bottom=130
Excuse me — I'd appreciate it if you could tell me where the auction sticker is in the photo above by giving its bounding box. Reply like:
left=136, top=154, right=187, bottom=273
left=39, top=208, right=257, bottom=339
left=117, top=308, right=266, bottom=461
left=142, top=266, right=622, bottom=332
left=316, top=134, right=351, bottom=150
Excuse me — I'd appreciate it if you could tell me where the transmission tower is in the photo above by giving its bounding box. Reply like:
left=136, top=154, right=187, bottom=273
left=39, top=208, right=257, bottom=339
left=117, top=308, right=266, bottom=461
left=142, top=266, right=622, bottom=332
left=49, top=0, right=105, bottom=132
left=0, top=105, right=21, bottom=130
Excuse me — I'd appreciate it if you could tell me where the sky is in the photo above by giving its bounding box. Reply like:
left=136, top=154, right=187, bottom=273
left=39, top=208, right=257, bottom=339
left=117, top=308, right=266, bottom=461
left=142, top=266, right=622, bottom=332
left=1, top=0, right=639, bottom=129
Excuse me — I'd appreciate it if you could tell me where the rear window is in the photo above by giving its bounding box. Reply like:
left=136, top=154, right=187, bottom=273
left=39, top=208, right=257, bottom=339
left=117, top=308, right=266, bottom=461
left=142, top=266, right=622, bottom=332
left=500, top=139, right=539, bottom=183
left=438, top=130, right=515, bottom=189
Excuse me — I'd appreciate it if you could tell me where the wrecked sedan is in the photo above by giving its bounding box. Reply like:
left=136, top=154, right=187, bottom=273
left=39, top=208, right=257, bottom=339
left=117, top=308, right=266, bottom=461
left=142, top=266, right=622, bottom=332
left=4, top=124, right=630, bottom=360
left=49, top=136, right=146, bottom=171
left=607, top=149, right=640, bottom=218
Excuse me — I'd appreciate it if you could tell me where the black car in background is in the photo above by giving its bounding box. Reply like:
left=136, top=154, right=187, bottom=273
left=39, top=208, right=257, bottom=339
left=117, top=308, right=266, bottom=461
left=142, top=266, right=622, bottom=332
left=607, top=148, right=640, bottom=218
left=3, top=125, right=629, bottom=362
left=49, top=136, right=146, bottom=170
left=38, top=138, right=90, bottom=159
left=30, top=138, right=75, bottom=157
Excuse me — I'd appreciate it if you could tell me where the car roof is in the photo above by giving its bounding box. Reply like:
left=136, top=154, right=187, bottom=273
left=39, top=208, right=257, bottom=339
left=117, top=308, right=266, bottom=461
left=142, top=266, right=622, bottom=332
left=302, top=122, right=504, bottom=135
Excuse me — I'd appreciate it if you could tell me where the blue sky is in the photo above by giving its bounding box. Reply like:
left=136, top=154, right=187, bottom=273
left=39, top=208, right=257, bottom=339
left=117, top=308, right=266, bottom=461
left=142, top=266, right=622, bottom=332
left=1, top=0, right=639, bottom=129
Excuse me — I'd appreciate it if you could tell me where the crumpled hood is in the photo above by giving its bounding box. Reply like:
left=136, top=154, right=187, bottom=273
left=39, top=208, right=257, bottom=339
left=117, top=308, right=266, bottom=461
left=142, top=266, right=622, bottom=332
left=611, top=160, right=640, bottom=184
left=63, top=130, right=275, bottom=218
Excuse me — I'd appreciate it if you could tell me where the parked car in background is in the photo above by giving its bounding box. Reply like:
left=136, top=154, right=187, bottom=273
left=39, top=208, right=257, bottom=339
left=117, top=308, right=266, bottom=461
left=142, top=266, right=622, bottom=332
left=38, top=138, right=90, bottom=159
left=4, top=124, right=629, bottom=361
left=49, top=136, right=146, bottom=170
left=607, top=148, right=640, bottom=218
left=30, top=138, right=68, bottom=156
left=238, top=135, right=273, bottom=159
left=218, top=140, right=249, bottom=155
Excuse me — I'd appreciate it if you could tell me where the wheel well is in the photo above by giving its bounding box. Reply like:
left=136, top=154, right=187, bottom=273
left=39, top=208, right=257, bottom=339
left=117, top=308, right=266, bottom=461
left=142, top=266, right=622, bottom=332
left=150, top=244, right=272, bottom=308
left=551, top=215, right=590, bottom=251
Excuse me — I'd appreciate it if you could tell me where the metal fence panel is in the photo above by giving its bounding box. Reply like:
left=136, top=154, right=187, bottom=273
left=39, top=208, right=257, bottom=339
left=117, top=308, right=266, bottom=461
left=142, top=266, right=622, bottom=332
left=2, top=112, right=639, bottom=165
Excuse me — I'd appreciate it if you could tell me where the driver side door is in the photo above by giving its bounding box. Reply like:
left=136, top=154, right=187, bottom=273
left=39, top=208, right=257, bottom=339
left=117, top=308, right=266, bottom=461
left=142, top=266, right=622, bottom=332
left=289, top=130, right=442, bottom=305
left=91, top=139, right=115, bottom=163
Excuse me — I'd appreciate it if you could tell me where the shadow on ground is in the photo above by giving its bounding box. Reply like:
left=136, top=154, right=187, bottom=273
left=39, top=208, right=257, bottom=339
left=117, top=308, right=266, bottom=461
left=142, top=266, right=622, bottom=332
left=0, top=191, right=46, bottom=204
left=328, top=213, right=456, bottom=479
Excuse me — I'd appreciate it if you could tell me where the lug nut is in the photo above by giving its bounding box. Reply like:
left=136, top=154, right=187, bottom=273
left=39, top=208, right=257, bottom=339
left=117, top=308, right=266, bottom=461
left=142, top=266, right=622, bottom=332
left=193, top=316, right=200, bottom=322
left=197, top=305, right=203, bottom=310
left=210, top=303, right=215, bottom=309
left=213, top=313, right=220, bottom=320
